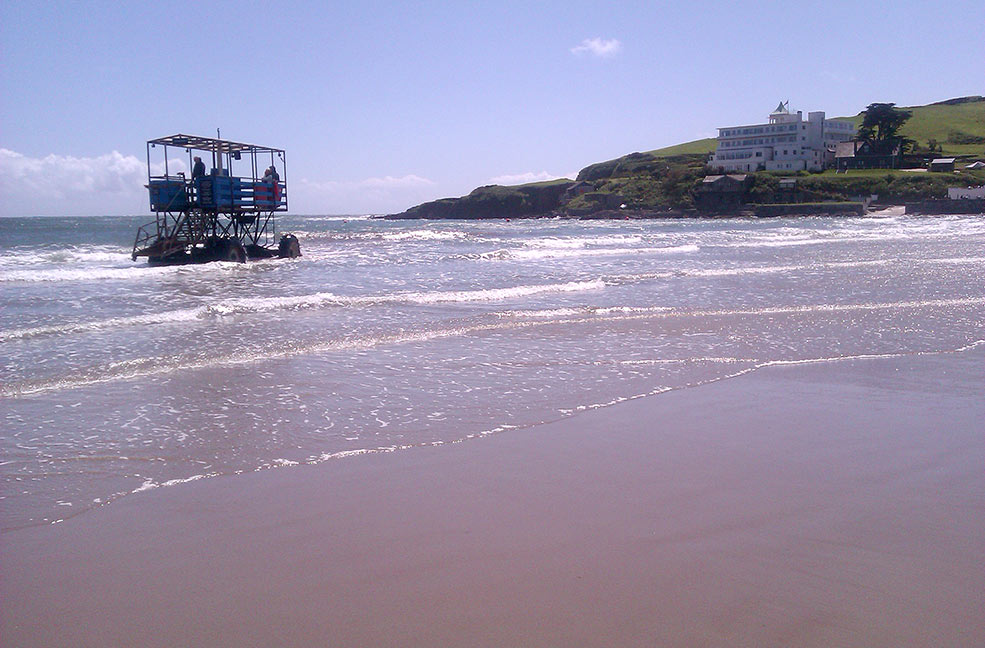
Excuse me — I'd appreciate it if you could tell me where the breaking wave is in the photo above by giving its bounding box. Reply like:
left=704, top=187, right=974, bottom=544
left=468, top=243, right=698, bottom=261
left=0, top=279, right=606, bottom=341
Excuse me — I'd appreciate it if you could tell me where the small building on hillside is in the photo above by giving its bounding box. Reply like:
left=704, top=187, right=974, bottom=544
left=696, top=174, right=752, bottom=209
left=776, top=177, right=800, bottom=202
left=835, top=139, right=903, bottom=171
left=930, top=158, right=956, bottom=172
left=965, top=161, right=985, bottom=169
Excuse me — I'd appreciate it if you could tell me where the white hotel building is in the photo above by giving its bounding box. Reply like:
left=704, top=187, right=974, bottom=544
left=708, top=102, right=856, bottom=173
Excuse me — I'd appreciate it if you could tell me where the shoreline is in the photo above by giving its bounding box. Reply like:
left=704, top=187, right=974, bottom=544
left=7, top=344, right=975, bottom=533
left=383, top=203, right=982, bottom=220
left=3, top=347, right=983, bottom=646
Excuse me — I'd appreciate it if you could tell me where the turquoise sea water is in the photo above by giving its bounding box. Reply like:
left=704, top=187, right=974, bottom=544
left=2, top=213, right=984, bottom=530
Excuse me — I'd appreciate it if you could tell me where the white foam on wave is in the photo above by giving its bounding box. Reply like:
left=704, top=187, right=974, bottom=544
left=0, top=308, right=202, bottom=341
left=0, top=266, right=161, bottom=283
left=610, top=256, right=980, bottom=285
left=933, top=256, right=985, bottom=265
left=614, top=297, right=985, bottom=321
left=681, top=256, right=981, bottom=281
left=380, top=229, right=468, bottom=242
left=523, top=234, right=644, bottom=249
left=298, top=215, right=373, bottom=222
left=474, top=244, right=697, bottom=261
left=0, top=245, right=129, bottom=269
left=687, top=259, right=891, bottom=278
left=207, top=279, right=606, bottom=315
left=602, top=259, right=890, bottom=285
left=730, top=236, right=851, bottom=248
left=1, top=279, right=607, bottom=342
left=499, top=305, right=670, bottom=319
left=0, top=257, right=250, bottom=283
left=131, top=472, right=213, bottom=493
left=727, top=217, right=985, bottom=248
left=496, top=296, right=985, bottom=325
left=403, top=279, right=605, bottom=305
left=613, top=356, right=757, bottom=365
left=497, top=307, right=585, bottom=319
left=278, top=228, right=469, bottom=248
left=204, top=293, right=348, bottom=316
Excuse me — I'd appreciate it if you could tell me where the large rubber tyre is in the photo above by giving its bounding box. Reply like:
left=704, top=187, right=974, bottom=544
left=278, top=234, right=301, bottom=259
left=226, top=240, right=247, bottom=263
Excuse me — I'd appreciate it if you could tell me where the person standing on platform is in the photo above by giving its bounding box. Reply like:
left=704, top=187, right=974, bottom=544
left=192, top=156, right=206, bottom=179
left=263, top=165, right=281, bottom=204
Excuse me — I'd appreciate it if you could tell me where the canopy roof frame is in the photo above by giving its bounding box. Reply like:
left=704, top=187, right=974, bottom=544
left=148, top=133, right=285, bottom=157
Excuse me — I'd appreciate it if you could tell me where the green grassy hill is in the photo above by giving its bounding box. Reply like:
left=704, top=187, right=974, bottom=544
left=645, top=138, right=717, bottom=157
left=642, top=97, right=985, bottom=159
left=840, top=96, right=985, bottom=156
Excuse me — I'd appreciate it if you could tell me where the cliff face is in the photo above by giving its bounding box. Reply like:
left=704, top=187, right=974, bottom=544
left=387, top=180, right=573, bottom=219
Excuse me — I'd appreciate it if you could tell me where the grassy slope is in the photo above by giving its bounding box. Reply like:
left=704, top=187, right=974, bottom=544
left=838, top=98, right=985, bottom=156
left=646, top=98, right=985, bottom=159
left=645, top=138, right=717, bottom=157
left=468, top=179, right=573, bottom=196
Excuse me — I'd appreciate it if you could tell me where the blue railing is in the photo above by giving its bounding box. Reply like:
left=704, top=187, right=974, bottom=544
left=148, top=175, right=286, bottom=212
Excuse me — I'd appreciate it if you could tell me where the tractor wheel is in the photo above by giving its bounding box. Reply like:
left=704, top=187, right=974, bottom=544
left=226, top=240, right=247, bottom=263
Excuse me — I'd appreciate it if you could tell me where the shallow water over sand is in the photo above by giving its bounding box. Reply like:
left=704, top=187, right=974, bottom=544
left=2, top=214, right=984, bottom=529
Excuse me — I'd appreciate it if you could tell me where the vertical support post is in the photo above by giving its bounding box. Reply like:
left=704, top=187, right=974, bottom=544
left=281, top=150, right=288, bottom=211
left=215, top=129, right=223, bottom=175
left=146, top=142, right=152, bottom=211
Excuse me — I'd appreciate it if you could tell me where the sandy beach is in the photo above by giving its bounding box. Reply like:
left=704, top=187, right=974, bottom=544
left=2, top=347, right=982, bottom=647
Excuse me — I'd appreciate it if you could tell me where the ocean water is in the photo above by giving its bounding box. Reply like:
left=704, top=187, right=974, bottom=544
left=1, top=213, right=983, bottom=530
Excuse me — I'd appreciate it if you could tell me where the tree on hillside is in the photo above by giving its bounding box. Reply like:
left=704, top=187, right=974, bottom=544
left=857, top=103, right=914, bottom=153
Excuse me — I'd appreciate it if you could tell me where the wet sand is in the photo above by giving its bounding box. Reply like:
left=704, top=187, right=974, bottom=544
left=3, top=349, right=983, bottom=647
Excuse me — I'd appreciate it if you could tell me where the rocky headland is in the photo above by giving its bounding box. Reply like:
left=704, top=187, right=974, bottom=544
left=386, top=97, right=985, bottom=220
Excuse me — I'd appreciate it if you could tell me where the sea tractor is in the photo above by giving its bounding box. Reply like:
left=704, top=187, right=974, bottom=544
left=132, top=133, right=300, bottom=264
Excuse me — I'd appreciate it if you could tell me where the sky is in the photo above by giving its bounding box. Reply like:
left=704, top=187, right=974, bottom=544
left=1, top=0, right=982, bottom=216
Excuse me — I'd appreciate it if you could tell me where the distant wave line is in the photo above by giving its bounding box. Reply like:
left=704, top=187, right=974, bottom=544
left=4, top=297, right=983, bottom=397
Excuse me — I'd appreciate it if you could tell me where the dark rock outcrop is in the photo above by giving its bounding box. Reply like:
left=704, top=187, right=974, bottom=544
left=387, top=180, right=573, bottom=219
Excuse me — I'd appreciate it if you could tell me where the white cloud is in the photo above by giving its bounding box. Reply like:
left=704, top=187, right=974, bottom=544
left=488, top=171, right=573, bottom=185
left=357, top=175, right=435, bottom=189
left=0, top=147, right=438, bottom=216
left=570, top=37, right=622, bottom=58
left=0, top=148, right=149, bottom=216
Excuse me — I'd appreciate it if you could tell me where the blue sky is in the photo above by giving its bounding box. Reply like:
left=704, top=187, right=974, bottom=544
left=1, top=0, right=982, bottom=216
